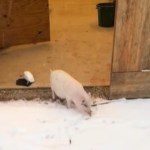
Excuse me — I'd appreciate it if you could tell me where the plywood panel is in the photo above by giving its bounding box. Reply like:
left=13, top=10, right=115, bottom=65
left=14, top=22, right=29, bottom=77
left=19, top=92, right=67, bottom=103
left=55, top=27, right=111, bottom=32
left=0, top=0, right=50, bottom=48
left=110, top=72, right=150, bottom=99
left=0, top=32, right=3, bottom=49
left=112, top=0, right=150, bottom=72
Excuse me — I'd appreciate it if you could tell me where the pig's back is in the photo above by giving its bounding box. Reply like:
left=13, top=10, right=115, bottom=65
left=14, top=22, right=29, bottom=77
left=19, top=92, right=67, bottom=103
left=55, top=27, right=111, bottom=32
left=50, top=70, right=83, bottom=99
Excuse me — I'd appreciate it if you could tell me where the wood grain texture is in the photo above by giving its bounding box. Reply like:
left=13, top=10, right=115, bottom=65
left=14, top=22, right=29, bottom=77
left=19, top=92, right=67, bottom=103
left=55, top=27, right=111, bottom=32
left=141, top=7, right=150, bottom=70
left=110, top=72, right=150, bottom=99
left=0, top=32, right=4, bottom=49
left=112, top=0, right=150, bottom=72
left=0, top=0, right=50, bottom=48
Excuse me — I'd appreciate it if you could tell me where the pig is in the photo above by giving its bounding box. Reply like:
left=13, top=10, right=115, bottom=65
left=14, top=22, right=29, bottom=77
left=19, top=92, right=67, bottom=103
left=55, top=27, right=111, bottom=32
left=50, top=70, right=92, bottom=116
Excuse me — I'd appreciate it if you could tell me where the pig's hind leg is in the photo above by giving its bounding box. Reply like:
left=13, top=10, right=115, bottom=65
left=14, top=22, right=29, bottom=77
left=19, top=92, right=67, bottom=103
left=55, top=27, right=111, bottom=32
left=51, top=87, right=56, bottom=100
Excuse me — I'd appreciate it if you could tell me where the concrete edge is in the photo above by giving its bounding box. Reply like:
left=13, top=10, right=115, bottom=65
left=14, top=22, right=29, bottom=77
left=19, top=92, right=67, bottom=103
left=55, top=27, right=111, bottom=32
left=0, top=86, right=110, bottom=101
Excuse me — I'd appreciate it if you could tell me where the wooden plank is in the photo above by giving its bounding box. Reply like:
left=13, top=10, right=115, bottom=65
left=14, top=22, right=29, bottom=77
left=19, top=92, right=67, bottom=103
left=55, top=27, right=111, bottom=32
left=1, top=12, right=49, bottom=29
left=3, top=23, right=49, bottom=47
left=0, top=32, right=3, bottom=49
left=141, top=9, right=150, bottom=70
left=110, top=72, right=150, bottom=99
left=0, top=0, right=49, bottom=29
left=112, top=0, right=150, bottom=72
left=0, top=0, right=50, bottom=48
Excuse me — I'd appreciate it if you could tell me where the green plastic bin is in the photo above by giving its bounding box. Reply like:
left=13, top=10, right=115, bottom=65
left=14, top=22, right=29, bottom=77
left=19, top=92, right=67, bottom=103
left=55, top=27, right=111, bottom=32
left=96, top=3, right=115, bottom=27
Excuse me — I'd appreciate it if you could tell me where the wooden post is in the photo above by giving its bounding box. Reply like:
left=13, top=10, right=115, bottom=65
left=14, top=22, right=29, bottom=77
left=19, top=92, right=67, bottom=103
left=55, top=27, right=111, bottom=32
left=110, top=0, right=150, bottom=99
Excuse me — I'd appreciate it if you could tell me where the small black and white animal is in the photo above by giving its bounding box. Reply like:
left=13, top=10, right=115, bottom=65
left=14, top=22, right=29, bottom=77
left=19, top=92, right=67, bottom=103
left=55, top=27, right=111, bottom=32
left=16, top=71, right=35, bottom=86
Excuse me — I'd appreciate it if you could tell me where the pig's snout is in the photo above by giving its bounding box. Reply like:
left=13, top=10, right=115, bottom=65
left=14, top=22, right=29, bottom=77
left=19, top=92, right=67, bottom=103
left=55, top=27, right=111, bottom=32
left=81, top=99, right=92, bottom=116
left=84, top=107, right=92, bottom=116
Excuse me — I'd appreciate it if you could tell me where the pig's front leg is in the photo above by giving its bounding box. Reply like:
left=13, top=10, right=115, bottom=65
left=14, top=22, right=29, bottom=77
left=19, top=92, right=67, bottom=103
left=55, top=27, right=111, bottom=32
left=51, top=89, right=55, bottom=100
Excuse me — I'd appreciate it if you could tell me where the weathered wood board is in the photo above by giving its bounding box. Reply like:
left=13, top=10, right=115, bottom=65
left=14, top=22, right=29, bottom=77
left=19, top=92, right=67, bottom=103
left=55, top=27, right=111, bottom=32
left=112, top=0, right=150, bottom=72
left=110, top=72, right=150, bottom=99
left=0, top=0, right=50, bottom=48
left=110, top=0, right=150, bottom=99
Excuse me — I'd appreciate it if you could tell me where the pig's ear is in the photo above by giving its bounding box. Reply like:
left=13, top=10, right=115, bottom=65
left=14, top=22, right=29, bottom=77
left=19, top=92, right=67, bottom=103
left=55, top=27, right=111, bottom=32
left=81, top=100, right=88, bottom=107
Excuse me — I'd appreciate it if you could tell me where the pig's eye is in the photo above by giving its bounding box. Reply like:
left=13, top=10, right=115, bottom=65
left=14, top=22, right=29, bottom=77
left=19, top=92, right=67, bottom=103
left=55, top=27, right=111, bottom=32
left=84, top=104, right=88, bottom=108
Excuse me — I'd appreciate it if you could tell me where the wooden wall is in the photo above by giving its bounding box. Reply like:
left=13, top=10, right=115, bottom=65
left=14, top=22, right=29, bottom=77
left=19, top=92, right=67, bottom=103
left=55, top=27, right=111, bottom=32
left=0, top=0, right=50, bottom=49
left=112, top=0, right=150, bottom=72
left=110, top=0, right=150, bottom=99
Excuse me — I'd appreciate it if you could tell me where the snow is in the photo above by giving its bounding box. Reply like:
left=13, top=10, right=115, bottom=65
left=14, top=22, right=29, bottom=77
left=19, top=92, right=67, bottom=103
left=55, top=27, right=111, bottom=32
left=0, top=98, right=150, bottom=150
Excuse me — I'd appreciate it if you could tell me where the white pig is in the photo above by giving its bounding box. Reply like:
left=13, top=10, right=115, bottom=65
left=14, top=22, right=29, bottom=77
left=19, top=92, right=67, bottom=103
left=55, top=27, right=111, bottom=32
left=50, top=70, right=92, bottom=116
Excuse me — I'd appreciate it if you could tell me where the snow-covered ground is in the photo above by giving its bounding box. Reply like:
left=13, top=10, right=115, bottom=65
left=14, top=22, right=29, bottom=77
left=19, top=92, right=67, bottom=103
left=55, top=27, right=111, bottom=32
left=0, top=98, right=150, bottom=150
